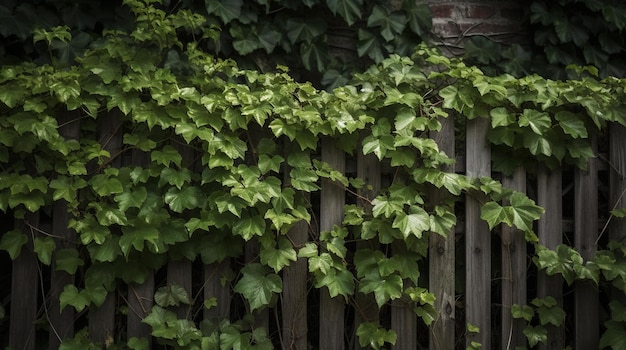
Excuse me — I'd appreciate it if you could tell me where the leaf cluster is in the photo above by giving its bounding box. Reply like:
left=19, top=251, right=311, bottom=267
left=0, top=1, right=624, bottom=348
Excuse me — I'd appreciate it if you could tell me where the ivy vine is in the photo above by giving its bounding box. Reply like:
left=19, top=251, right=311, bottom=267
left=0, top=0, right=626, bottom=348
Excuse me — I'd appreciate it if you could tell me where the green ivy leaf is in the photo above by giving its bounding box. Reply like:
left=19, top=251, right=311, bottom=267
left=205, top=0, right=242, bottom=23
left=326, top=0, right=362, bottom=26
left=232, top=212, right=266, bottom=240
left=34, top=236, right=56, bottom=265
left=519, top=109, right=551, bottom=135
left=600, top=320, right=626, bottom=350
left=315, top=268, right=355, bottom=299
left=511, top=304, right=534, bottom=321
left=0, top=230, right=28, bottom=259
left=359, top=273, right=403, bottom=307
left=260, top=237, right=297, bottom=272
left=55, top=248, right=84, bottom=274
left=233, top=263, right=282, bottom=312
left=392, top=208, right=430, bottom=238
left=356, top=322, right=397, bottom=349
left=164, top=186, right=202, bottom=213
left=555, top=111, right=587, bottom=138
left=60, top=285, right=90, bottom=312
left=151, top=145, right=182, bottom=168
left=155, top=284, right=192, bottom=307
left=286, top=18, right=326, bottom=44
left=367, top=5, right=406, bottom=42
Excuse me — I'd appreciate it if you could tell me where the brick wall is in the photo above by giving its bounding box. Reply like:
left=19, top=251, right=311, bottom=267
left=422, top=0, right=530, bottom=54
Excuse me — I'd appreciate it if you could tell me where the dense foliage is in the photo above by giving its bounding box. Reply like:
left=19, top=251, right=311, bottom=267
left=463, top=0, right=626, bottom=79
left=1, top=0, right=626, bottom=348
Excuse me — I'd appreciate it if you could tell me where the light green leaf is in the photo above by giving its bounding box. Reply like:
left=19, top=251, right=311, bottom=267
left=260, top=237, right=297, bottom=272
left=392, top=208, right=430, bottom=238
left=233, top=263, right=282, bottom=312
left=315, top=268, right=355, bottom=298
left=60, top=285, right=90, bottom=312
left=359, top=273, right=403, bottom=307
left=519, top=109, right=551, bottom=135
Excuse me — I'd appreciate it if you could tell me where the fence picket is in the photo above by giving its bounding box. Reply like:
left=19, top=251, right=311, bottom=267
left=89, top=111, right=123, bottom=344
left=9, top=214, right=39, bottom=350
left=126, top=149, right=154, bottom=344
left=537, top=165, right=564, bottom=350
left=465, top=117, right=491, bottom=348
left=320, top=138, right=346, bottom=350
left=609, top=124, right=626, bottom=308
left=428, top=113, right=456, bottom=350
left=574, top=133, right=599, bottom=348
left=501, top=167, right=527, bottom=349
left=282, top=219, right=309, bottom=350
left=48, top=112, right=80, bottom=347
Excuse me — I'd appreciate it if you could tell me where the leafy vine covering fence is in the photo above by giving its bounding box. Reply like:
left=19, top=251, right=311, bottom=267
left=1, top=1, right=626, bottom=349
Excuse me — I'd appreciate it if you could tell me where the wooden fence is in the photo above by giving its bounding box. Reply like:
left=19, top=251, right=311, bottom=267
left=2, top=117, right=625, bottom=350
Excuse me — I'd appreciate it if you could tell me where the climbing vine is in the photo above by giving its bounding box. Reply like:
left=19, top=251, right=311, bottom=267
left=0, top=0, right=626, bottom=348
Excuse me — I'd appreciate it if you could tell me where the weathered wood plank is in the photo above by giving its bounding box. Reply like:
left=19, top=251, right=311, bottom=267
left=609, top=123, right=626, bottom=307
left=610, top=123, right=626, bottom=243
left=281, top=219, right=309, bottom=350
left=355, top=139, right=382, bottom=350
left=204, top=259, right=231, bottom=321
left=320, top=137, right=346, bottom=350
left=465, top=117, right=491, bottom=349
left=126, top=149, right=154, bottom=344
left=48, top=112, right=80, bottom=347
left=9, top=214, right=39, bottom=350
left=501, top=167, right=527, bottom=349
left=428, top=115, right=455, bottom=350
left=575, top=135, right=599, bottom=348
left=537, top=165, right=564, bottom=350
left=167, top=139, right=194, bottom=319
left=89, top=111, right=123, bottom=344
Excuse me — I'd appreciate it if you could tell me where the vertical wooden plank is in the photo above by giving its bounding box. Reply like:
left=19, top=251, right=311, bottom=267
left=355, top=139, right=381, bottom=350
left=167, top=139, right=194, bottom=319
left=465, top=117, right=491, bottom=349
left=320, top=137, right=346, bottom=350
left=281, top=219, right=309, bottom=350
left=575, top=134, right=599, bottom=348
left=126, top=149, right=154, bottom=344
left=536, top=165, right=564, bottom=350
left=48, top=112, right=79, bottom=347
left=610, top=124, right=626, bottom=243
left=501, top=167, right=527, bottom=349
left=204, top=259, right=231, bottom=321
left=609, top=123, right=626, bottom=308
left=89, top=111, right=122, bottom=344
left=428, top=115, right=456, bottom=350
left=9, top=214, right=39, bottom=350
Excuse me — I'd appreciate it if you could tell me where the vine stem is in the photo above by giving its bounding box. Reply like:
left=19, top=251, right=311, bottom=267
left=595, top=183, right=626, bottom=246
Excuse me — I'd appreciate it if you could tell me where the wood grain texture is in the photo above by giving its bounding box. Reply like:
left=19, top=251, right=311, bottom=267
left=320, top=137, right=346, bottom=350
left=465, top=117, right=491, bottom=349
left=9, top=214, right=39, bottom=350
left=537, top=165, right=564, bottom=350
left=429, top=115, right=456, bottom=350
left=501, top=167, right=527, bottom=349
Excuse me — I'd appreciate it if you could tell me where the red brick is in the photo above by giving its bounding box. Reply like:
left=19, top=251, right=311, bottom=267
left=467, top=5, right=496, bottom=19
left=430, top=4, right=455, bottom=18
